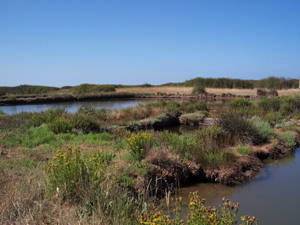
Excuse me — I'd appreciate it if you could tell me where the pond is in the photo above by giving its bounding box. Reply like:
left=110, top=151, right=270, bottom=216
left=178, top=148, right=300, bottom=225
left=0, top=99, right=143, bottom=115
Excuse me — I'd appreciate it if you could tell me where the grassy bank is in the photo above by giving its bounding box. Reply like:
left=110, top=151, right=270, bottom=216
left=1, top=96, right=300, bottom=224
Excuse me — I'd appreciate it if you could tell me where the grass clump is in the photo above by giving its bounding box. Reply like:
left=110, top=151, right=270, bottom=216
left=250, top=117, right=273, bottom=143
left=258, top=97, right=281, bottom=112
left=127, top=132, right=154, bottom=160
left=48, top=117, right=73, bottom=134
left=230, top=98, right=253, bottom=109
left=278, top=131, right=297, bottom=148
left=159, top=131, right=197, bottom=159
left=72, top=113, right=101, bottom=133
left=30, top=109, right=65, bottom=127
left=237, top=145, right=252, bottom=155
left=22, top=125, right=56, bottom=148
left=280, top=96, right=300, bottom=115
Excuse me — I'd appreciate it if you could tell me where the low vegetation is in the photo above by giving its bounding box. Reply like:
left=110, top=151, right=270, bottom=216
left=1, top=95, right=300, bottom=224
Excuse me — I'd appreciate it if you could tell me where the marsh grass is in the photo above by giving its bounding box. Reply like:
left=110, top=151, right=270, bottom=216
left=236, top=145, right=252, bottom=156
left=278, top=131, right=297, bottom=148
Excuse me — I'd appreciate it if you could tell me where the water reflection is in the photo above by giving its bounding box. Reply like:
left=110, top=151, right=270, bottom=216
left=0, top=99, right=142, bottom=115
left=178, top=149, right=300, bottom=225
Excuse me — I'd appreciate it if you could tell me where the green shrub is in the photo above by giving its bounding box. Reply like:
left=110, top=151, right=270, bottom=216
left=159, top=131, right=197, bottom=159
left=280, top=96, right=300, bottom=115
left=22, top=125, right=56, bottom=148
left=127, top=132, right=154, bottom=160
left=278, top=131, right=297, bottom=148
left=72, top=84, right=116, bottom=95
left=220, top=112, right=254, bottom=143
left=250, top=117, right=273, bottom=143
left=48, top=117, right=73, bottom=134
left=183, top=101, right=208, bottom=113
left=264, top=112, right=283, bottom=126
left=237, top=145, right=252, bottom=155
left=72, top=114, right=100, bottom=133
left=46, top=147, right=114, bottom=202
left=0, top=110, right=5, bottom=116
left=194, top=126, right=234, bottom=165
left=230, top=98, right=253, bottom=109
left=202, top=150, right=234, bottom=167
left=30, top=109, right=65, bottom=127
left=258, top=97, right=281, bottom=112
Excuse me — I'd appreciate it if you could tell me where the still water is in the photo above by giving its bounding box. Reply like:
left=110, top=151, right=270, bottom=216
left=179, top=149, right=300, bottom=225
left=0, top=99, right=142, bottom=115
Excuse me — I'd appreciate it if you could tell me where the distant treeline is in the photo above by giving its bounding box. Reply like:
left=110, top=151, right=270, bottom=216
left=174, top=77, right=299, bottom=89
left=0, top=85, right=58, bottom=96
left=0, top=77, right=299, bottom=96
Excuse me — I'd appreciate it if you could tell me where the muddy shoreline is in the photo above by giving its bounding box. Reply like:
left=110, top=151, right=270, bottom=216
left=142, top=131, right=300, bottom=198
left=0, top=92, right=256, bottom=106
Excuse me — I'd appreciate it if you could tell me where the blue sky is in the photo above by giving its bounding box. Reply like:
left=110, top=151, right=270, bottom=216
left=1, top=0, right=300, bottom=86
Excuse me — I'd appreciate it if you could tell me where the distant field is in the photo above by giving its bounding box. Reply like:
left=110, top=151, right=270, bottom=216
left=116, top=86, right=300, bottom=97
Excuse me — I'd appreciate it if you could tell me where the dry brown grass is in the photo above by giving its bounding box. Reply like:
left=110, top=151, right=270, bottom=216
left=117, top=86, right=300, bottom=97
left=116, top=86, right=192, bottom=95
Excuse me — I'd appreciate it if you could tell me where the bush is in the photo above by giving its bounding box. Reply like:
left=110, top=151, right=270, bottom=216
left=278, top=131, right=297, bottom=148
left=30, top=109, right=65, bottom=127
left=264, top=112, right=283, bottom=126
left=230, top=98, right=253, bottom=109
left=48, top=117, right=73, bottom=134
left=127, top=132, right=154, bottom=160
left=159, top=132, right=197, bottom=159
left=183, top=101, right=208, bottom=113
left=280, top=96, right=300, bottom=115
left=196, top=126, right=234, bottom=165
left=72, top=114, right=101, bottom=133
left=237, top=145, right=252, bottom=155
left=257, top=97, right=281, bottom=112
left=250, top=117, right=273, bottom=143
left=203, top=150, right=234, bottom=167
left=46, top=147, right=114, bottom=202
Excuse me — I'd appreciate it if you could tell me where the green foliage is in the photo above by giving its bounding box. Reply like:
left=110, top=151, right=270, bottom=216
left=46, top=147, right=114, bottom=202
left=22, top=125, right=56, bottom=148
left=72, top=113, right=101, bottom=133
left=230, top=98, right=253, bottom=109
left=140, top=192, right=257, bottom=225
left=48, top=117, right=73, bottom=134
left=183, top=101, right=208, bottom=113
left=159, top=131, right=197, bottom=159
left=263, top=112, right=283, bottom=126
left=280, top=96, right=300, bottom=115
left=237, top=145, right=252, bottom=155
left=30, top=109, right=65, bottom=127
left=0, top=85, right=58, bottom=95
left=203, top=150, right=234, bottom=167
left=250, top=117, right=273, bottom=143
left=127, top=132, right=154, bottom=160
left=257, top=97, right=281, bottom=112
left=278, top=131, right=297, bottom=148
left=72, top=84, right=116, bottom=95
left=182, top=76, right=297, bottom=89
